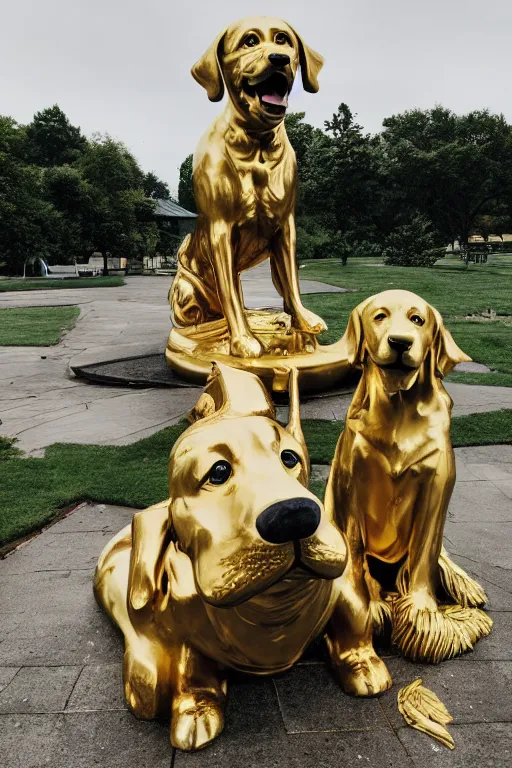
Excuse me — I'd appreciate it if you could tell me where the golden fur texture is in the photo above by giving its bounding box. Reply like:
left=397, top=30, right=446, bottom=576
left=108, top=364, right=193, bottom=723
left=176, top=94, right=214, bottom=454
left=326, top=290, right=492, bottom=663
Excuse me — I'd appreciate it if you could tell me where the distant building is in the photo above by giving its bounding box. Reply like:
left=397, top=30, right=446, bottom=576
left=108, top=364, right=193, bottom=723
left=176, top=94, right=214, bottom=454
left=77, top=199, right=198, bottom=274
left=144, top=198, right=197, bottom=272
left=468, top=234, right=512, bottom=243
left=154, top=198, right=197, bottom=235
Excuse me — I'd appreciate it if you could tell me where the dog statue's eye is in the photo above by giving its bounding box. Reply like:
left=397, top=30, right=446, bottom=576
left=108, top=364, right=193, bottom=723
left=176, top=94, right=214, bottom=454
left=208, top=460, right=232, bottom=485
left=374, top=312, right=387, bottom=322
left=275, top=32, right=291, bottom=46
left=242, top=33, right=259, bottom=48
left=410, top=315, right=425, bottom=326
left=281, top=449, right=300, bottom=469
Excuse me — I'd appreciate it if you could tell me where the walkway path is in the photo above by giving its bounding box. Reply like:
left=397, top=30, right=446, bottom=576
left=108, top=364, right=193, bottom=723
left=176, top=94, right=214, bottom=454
left=0, top=444, right=510, bottom=767
left=1, top=265, right=511, bottom=455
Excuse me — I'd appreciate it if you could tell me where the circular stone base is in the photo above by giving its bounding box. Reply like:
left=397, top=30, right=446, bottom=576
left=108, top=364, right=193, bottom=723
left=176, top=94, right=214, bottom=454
left=166, top=312, right=352, bottom=395
left=72, top=353, right=201, bottom=389
left=71, top=351, right=359, bottom=401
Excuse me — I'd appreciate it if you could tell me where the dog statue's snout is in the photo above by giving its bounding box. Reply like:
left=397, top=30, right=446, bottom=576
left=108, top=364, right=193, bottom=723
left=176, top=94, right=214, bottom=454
left=268, top=53, right=290, bottom=68
left=256, top=498, right=321, bottom=544
left=388, top=336, right=413, bottom=353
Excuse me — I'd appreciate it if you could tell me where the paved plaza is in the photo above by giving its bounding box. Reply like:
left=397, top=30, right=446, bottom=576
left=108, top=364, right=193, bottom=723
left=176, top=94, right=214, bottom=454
left=0, top=267, right=511, bottom=766
left=0, top=445, right=511, bottom=767
left=1, top=267, right=512, bottom=455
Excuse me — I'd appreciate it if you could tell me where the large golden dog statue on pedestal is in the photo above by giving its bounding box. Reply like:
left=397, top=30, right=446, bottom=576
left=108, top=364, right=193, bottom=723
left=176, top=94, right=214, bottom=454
left=94, top=364, right=391, bottom=752
left=166, top=16, right=349, bottom=392
left=327, top=290, right=493, bottom=663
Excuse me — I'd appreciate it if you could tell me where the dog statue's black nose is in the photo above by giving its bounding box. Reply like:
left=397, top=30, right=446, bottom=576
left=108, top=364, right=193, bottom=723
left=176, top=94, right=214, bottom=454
left=268, top=53, right=290, bottom=68
left=388, top=336, right=413, bottom=353
left=256, top=498, right=321, bottom=544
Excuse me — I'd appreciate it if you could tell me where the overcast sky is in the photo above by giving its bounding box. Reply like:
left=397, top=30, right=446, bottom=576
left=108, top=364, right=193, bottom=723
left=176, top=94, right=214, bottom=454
left=1, top=0, right=511, bottom=194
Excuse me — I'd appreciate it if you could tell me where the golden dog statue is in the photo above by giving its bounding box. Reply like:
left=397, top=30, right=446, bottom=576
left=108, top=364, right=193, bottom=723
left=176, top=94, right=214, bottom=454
left=166, top=17, right=350, bottom=392
left=326, top=290, right=493, bottom=664
left=94, top=364, right=390, bottom=752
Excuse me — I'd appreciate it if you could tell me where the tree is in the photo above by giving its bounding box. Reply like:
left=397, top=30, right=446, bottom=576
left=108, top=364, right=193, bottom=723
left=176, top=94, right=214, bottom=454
left=284, top=112, right=325, bottom=173
left=25, top=105, right=86, bottom=167
left=78, top=136, right=157, bottom=274
left=0, top=116, right=27, bottom=159
left=42, top=165, right=93, bottom=263
left=0, top=152, right=61, bottom=274
left=143, top=171, right=171, bottom=200
left=178, top=154, right=196, bottom=213
left=0, top=107, right=167, bottom=275
left=296, top=105, right=383, bottom=264
left=381, top=107, right=512, bottom=259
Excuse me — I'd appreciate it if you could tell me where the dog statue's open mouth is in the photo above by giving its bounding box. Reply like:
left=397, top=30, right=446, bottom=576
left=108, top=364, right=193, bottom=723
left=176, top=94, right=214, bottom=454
left=244, top=71, right=290, bottom=115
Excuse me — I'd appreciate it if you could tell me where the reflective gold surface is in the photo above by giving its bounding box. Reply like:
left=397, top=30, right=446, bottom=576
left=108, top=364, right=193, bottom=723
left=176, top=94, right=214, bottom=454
left=326, top=289, right=493, bottom=663
left=94, top=364, right=388, bottom=752
left=166, top=17, right=349, bottom=391
left=398, top=679, right=455, bottom=750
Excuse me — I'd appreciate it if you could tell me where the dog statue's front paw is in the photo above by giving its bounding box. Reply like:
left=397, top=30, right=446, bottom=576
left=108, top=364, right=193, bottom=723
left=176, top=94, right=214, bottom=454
left=230, top=333, right=262, bottom=358
left=332, top=646, right=392, bottom=697
left=171, top=693, right=224, bottom=751
left=294, top=307, right=327, bottom=335
left=123, top=649, right=160, bottom=719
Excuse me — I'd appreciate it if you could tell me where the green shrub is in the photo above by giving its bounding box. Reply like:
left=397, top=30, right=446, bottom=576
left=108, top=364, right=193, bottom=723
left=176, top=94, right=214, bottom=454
left=0, top=436, right=23, bottom=461
left=296, top=217, right=350, bottom=261
left=383, top=215, right=445, bottom=267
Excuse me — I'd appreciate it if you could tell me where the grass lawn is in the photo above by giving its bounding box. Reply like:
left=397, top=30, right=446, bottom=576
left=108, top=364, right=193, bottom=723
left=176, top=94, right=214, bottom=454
left=0, top=276, right=125, bottom=291
left=300, top=255, right=512, bottom=386
left=2, top=410, right=512, bottom=546
left=0, top=306, right=80, bottom=345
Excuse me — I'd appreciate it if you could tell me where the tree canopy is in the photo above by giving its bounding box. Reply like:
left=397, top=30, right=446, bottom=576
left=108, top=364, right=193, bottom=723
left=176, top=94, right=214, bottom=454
left=285, top=104, right=512, bottom=265
left=0, top=106, right=174, bottom=275
left=3, top=102, right=512, bottom=274
left=176, top=103, right=512, bottom=265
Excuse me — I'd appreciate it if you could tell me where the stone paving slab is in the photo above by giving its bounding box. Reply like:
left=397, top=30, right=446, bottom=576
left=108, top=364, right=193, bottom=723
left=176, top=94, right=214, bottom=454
left=0, top=666, right=82, bottom=714
left=65, top=663, right=126, bottom=712
left=379, top=657, right=512, bottom=729
left=444, top=521, right=512, bottom=571
left=397, top=723, right=512, bottom=767
left=0, top=668, right=20, bottom=694
left=0, top=712, right=172, bottom=768
left=0, top=445, right=510, bottom=766
left=274, top=663, right=389, bottom=733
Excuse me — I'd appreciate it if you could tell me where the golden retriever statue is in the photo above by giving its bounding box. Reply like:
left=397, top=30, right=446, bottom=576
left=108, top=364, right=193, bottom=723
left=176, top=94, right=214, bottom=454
left=326, top=290, right=493, bottom=663
left=94, top=364, right=391, bottom=752
left=167, top=17, right=328, bottom=369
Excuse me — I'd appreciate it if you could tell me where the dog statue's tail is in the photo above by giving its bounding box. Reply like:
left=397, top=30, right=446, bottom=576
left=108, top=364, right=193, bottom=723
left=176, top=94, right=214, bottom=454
left=438, top=547, right=488, bottom=608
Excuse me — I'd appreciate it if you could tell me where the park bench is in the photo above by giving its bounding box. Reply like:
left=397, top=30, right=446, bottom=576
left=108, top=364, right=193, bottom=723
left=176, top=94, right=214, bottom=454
left=46, top=264, right=80, bottom=278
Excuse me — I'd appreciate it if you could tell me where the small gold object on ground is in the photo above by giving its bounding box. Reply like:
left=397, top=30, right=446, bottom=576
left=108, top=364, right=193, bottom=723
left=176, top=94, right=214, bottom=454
left=397, top=678, right=455, bottom=750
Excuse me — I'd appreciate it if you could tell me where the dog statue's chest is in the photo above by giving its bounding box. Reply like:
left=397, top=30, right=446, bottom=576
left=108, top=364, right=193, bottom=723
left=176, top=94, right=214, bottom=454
left=234, top=152, right=291, bottom=229
left=351, top=431, right=442, bottom=563
left=182, top=576, right=336, bottom=674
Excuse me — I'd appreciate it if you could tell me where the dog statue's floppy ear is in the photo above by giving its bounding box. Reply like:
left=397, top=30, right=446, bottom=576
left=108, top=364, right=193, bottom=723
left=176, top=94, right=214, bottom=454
left=191, top=29, right=226, bottom=102
left=128, top=502, right=171, bottom=611
left=341, top=300, right=369, bottom=367
left=431, top=307, right=471, bottom=377
left=290, top=26, right=324, bottom=93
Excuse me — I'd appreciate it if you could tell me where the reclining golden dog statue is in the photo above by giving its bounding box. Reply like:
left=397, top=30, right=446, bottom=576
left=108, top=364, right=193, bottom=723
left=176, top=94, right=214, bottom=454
left=166, top=16, right=350, bottom=392
left=94, top=363, right=391, bottom=752
left=327, top=289, right=493, bottom=664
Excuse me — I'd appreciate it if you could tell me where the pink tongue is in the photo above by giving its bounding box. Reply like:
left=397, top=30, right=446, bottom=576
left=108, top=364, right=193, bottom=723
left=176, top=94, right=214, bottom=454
left=261, top=92, right=288, bottom=106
